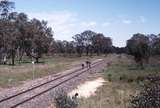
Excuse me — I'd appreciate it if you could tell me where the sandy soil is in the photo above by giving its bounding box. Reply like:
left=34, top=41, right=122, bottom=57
left=68, top=77, right=106, bottom=98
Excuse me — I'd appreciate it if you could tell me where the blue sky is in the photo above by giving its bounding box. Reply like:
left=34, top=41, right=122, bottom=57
left=12, top=0, right=160, bottom=47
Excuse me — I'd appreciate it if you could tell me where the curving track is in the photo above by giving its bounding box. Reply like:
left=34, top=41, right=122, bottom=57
left=0, top=59, right=105, bottom=108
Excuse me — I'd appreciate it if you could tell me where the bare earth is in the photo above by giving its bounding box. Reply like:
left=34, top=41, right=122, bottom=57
left=68, top=77, right=106, bottom=98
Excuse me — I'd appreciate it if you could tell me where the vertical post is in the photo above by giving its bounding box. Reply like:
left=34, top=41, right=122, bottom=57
left=32, top=61, right=35, bottom=80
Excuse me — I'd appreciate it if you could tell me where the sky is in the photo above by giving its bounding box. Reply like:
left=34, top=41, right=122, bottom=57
left=11, top=0, right=160, bottom=47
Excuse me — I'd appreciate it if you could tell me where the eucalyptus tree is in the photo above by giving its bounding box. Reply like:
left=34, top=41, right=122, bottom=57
left=13, top=12, right=29, bottom=61
left=72, top=30, right=96, bottom=56
left=81, top=30, right=96, bottom=56
left=72, top=34, right=84, bottom=57
left=27, top=19, right=53, bottom=63
left=54, top=40, right=65, bottom=55
left=127, top=33, right=150, bottom=69
left=0, top=12, right=20, bottom=65
left=0, top=0, right=14, bottom=19
left=147, top=34, right=160, bottom=55
left=92, top=33, right=112, bottom=55
left=0, top=0, right=18, bottom=65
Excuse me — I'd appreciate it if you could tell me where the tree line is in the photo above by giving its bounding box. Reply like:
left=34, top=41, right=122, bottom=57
left=51, top=30, right=112, bottom=57
left=1, top=0, right=160, bottom=67
left=0, top=1, right=113, bottom=65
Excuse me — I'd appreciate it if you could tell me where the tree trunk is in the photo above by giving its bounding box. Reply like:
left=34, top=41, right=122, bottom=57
left=18, top=50, right=24, bottom=62
left=11, top=50, right=16, bottom=66
left=139, top=60, right=144, bottom=70
left=35, top=57, right=39, bottom=63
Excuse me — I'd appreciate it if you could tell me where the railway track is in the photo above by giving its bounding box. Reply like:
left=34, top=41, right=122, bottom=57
left=0, top=59, right=105, bottom=108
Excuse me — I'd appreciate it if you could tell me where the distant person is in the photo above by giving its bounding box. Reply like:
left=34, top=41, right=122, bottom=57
left=81, top=63, right=85, bottom=69
left=72, top=93, right=79, bottom=100
left=85, top=61, right=91, bottom=68
left=88, top=61, right=91, bottom=68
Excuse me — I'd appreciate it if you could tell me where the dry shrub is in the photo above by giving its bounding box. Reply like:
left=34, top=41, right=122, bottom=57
left=55, top=92, right=78, bottom=108
left=130, top=76, right=160, bottom=108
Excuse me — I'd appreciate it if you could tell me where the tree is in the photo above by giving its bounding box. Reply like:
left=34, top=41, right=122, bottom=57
left=0, top=0, right=16, bottom=65
left=0, top=0, right=14, bottom=19
left=27, top=19, right=53, bottom=63
left=147, top=34, right=160, bottom=55
left=112, top=46, right=127, bottom=54
left=92, top=33, right=103, bottom=55
left=81, top=30, right=96, bottom=56
left=72, top=30, right=112, bottom=56
left=92, top=33, right=112, bottom=55
left=72, top=34, right=84, bottom=57
left=0, top=0, right=54, bottom=65
left=101, top=37, right=112, bottom=54
left=65, top=41, right=75, bottom=56
left=127, top=33, right=150, bottom=69
left=72, top=30, right=97, bottom=56
left=54, top=40, right=65, bottom=55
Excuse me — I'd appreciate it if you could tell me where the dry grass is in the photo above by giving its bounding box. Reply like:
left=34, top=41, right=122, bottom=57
left=77, top=54, right=160, bottom=108
left=78, top=82, right=138, bottom=108
left=0, top=56, right=103, bottom=88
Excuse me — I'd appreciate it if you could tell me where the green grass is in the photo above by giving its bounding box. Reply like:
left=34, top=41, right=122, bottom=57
left=105, top=64, right=160, bottom=84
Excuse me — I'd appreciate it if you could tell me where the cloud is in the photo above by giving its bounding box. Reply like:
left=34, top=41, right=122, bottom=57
left=122, top=19, right=132, bottom=24
left=27, top=11, right=98, bottom=40
left=27, top=11, right=78, bottom=41
left=80, top=21, right=97, bottom=28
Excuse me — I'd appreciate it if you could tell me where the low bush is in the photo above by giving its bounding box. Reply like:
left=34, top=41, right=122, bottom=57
left=107, top=73, right=112, bottom=81
left=130, top=76, right=160, bottom=108
left=55, top=92, right=78, bottom=108
left=119, top=74, right=127, bottom=81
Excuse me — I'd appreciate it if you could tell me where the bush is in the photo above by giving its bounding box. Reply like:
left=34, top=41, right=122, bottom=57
left=127, top=78, right=133, bottom=83
left=136, top=76, right=145, bottom=84
left=119, top=74, right=127, bottom=81
left=55, top=92, right=78, bottom=108
left=130, top=76, right=160, bottom=108
left=107, top=73, right=112, bottom=81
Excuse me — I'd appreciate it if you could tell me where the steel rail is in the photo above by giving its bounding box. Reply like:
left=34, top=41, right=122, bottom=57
left=11, top=60, right=104, bottom=108
left=0, top=60, right=103, bottom=104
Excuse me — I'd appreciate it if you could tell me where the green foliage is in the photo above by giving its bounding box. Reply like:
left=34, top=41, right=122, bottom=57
left=0, top=1, right=53, bottom=65
left=104, top=62, right=160, bottom=84
left=127, top=33, right=150, bottom=69
left=0, top=0, right=15, bottom=19
left=72, top=30, right=112, bottom=56
left=119, top=74, right=127, bottom=81
left=107, top=73, right=112, bottom=81
left=55, top=93, right=78, bottom=108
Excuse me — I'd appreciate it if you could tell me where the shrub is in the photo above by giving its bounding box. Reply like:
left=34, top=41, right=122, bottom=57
left=127, top=78, right=133, bottom=83
left=130, top=76, right=160, bottom=108
left=119, top=75, right=127, bottom=81
left=136, top=76, right=145, bottom=83
left=55, top=92, right=78, bottom=108
left=107, top=73, right=112, bottom=81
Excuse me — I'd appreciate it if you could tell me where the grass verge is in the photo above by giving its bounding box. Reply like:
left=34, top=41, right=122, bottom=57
left=77, top=54, right=160, bottom=108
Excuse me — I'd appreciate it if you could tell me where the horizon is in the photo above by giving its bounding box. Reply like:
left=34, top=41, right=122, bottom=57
left=12, top=0, right=160, bottom=47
